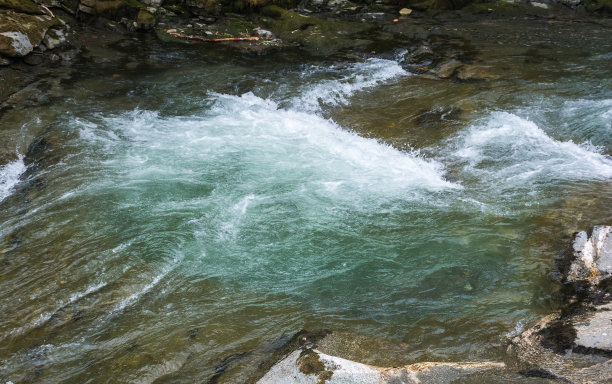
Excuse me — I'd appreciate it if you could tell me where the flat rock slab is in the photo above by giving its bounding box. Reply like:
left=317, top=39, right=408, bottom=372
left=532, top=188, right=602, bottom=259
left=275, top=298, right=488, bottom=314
left=574, top=302, right=612, bottom=352
left=257, top=349, right=504, bottom=384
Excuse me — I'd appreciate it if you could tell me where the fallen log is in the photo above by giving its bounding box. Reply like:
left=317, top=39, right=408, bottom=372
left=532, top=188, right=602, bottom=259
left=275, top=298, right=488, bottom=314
left=164, top=29, right=259, bottom=43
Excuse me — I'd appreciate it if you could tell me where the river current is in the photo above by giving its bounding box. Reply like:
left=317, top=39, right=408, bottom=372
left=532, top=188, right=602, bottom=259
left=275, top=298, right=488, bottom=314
left=1, top=23, right=612, bottom=383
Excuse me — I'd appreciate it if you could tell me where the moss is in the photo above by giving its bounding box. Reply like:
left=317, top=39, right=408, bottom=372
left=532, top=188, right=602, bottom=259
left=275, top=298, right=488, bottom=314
left=124, top=0, right=148, bottom=11
left=136, top=9, right=156, bottom=29
left=222, top=17, right=258, bottom=35
left=0, top=0, right=44, bottom=14
left=298, top=350, right=334, bottom=384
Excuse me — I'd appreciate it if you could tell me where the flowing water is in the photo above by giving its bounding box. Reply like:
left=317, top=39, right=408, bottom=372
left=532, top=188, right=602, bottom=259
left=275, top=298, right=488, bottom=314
left=1, top=20, right=612, bottom=383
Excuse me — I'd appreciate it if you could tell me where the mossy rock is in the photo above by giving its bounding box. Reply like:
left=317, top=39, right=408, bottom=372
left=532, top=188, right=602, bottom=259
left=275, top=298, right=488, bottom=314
left=260, top=5, right=375, bottom=56
left=0, top=11, right=60, bottom=57
left=136, top=8, right=156, bottom=29
left=0, top=0, right=45, bottom=14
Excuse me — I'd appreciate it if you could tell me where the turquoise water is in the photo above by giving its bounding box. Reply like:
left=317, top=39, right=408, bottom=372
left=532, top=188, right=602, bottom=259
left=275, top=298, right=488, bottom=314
left=1, top=34, right=612, bottom=382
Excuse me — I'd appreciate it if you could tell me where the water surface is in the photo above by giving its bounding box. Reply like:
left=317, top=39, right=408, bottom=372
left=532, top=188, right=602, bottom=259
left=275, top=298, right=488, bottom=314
left=1, top=22, right=612, bottom=383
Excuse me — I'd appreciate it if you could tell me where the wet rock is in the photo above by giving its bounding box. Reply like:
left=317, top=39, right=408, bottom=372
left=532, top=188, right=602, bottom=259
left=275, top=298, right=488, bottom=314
left=567, top=226, right=612, bottom=286
left=23, top=52, right=45, bottom=65
left=456, top=64, right=497, bottom=81
left=253, top=27, right=274, bottom=39
left=42, top=27, right=67, bottom=49
left=399, top=7, right=412, bottom=15
left=435, top=60, right=462, bottom=78
left=257, top=348, right=505, bottom=384
left=260, top=5, right=374, bottom=56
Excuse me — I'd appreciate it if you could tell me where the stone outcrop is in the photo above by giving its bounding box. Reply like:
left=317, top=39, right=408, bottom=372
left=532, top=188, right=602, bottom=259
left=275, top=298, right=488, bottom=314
left=253, top=330, right=506, bottom=384
left=257, top=348, right=505, bottom=383
left=509, top=225, right=612, bottom=383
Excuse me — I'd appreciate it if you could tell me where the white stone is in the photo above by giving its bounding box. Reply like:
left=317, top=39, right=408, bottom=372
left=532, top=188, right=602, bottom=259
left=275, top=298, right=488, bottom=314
left=568, top=226, right=612, bottom=284
left=257, top=349, right=504, bottom=384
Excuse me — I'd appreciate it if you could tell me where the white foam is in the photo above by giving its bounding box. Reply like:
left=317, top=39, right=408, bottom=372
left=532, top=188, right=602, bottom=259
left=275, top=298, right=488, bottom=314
left=0, top=156, right=26, bottom=203
left=102, top=90, right=455, bottom=206
left=455, top=112, right=612, bottom=185
left=291, top=58, right=408, bottom=113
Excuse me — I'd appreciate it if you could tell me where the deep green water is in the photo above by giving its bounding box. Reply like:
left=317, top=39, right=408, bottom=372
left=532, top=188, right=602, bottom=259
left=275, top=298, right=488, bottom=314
left=1, top=22, right=612, bottom=383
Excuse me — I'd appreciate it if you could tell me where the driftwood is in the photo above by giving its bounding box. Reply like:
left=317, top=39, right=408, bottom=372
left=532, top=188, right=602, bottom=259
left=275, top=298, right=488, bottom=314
left=165, top=29, right=259, bottom=43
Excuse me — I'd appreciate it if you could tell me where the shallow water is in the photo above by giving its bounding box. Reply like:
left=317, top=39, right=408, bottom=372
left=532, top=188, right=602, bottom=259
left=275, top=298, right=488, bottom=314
left=1, top=21, right=612, bottom=383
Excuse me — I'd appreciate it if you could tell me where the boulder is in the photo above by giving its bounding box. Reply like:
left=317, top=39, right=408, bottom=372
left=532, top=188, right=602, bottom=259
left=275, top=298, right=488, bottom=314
left=567, top=226, right=612, bottom=285
left=42, top=27, right=67, bottom=49
left=0, top=11, right=58, bottom=57
left=257, top=348, right=505, bottom=384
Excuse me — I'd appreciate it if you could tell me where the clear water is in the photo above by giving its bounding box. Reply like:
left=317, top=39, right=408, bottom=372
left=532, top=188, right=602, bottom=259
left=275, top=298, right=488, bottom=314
left=1, top=24, right=612, bottom=383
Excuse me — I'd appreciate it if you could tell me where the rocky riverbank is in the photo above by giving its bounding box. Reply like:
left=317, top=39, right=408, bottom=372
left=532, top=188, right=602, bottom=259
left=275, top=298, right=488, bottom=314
left=1, top=0, right=611, bottom=72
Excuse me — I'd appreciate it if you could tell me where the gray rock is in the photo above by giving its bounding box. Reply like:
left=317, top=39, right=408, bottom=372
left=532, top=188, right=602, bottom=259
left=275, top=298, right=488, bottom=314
left=574, top=302, right=612, bottom=352
left=257, top=349, right=505, bottom=384
left=567, top=226, right=612, bottom=285
left=0, top=31, right=32, bottom=56
left=43, top=27, right=66, bottom=50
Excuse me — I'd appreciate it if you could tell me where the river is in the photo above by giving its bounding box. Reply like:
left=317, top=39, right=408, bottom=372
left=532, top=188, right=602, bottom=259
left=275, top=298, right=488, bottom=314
left=1, top=18, right=611, bottom=383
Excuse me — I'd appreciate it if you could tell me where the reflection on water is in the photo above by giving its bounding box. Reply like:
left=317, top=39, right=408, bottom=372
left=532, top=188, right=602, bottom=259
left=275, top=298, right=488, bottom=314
left=1, top=20, right=611, bottom=383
